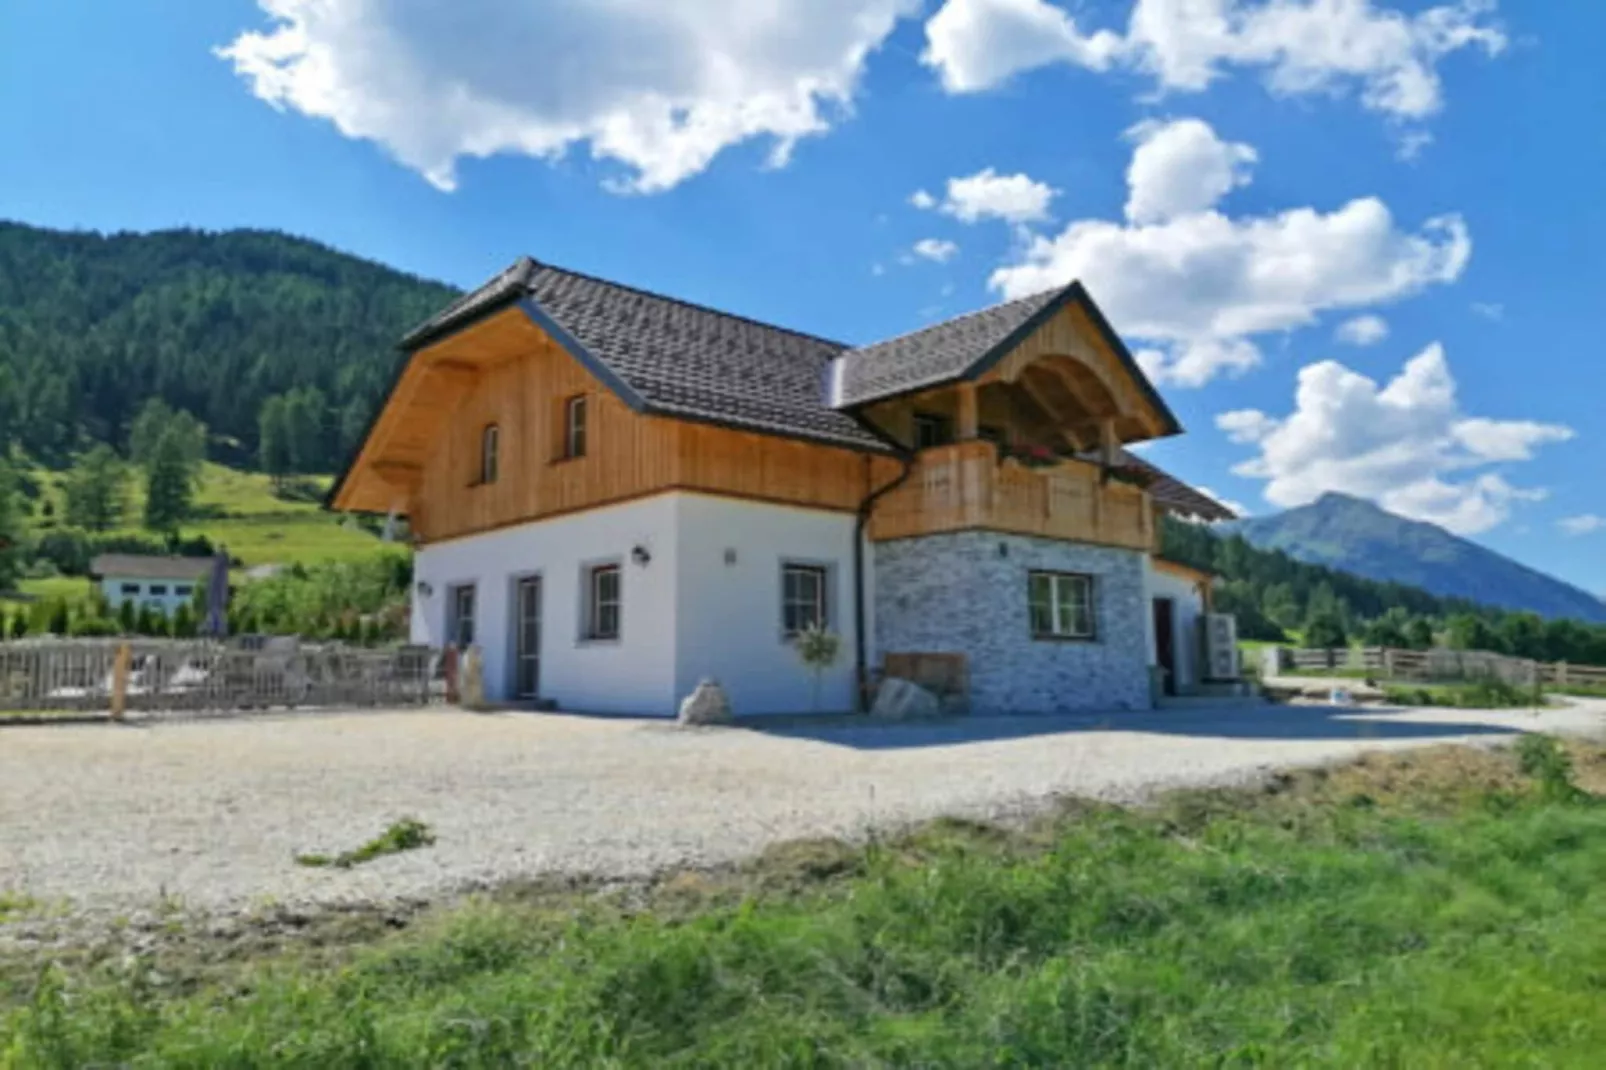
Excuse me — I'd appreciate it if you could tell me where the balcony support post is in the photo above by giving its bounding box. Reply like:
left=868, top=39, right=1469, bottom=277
left=956, top=381, right=979, bottom=441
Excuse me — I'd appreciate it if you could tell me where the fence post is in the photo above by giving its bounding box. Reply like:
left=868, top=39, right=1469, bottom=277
left=1383, top=648, right=1397, bottom=680
left=1557, top=661, right=1569, bottom=688
left=110, top=642, right=132, bottom=722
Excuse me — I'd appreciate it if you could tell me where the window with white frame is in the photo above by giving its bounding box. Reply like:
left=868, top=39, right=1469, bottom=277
left=564, top=395, right=588, bottom=459
left=781, top=563, right=828, bottom=636
left=585, top=563, right=620, bottom=640
left=480, top=424, right=500, bottom=484
left=449, top=583, right=477, bottom=648
left=1028, top=571, right=1095, bottom=640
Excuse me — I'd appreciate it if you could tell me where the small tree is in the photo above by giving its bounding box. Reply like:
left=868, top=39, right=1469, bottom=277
left=1404, top=616, right=1435, bottom=651
left=63, top=445, right=128, bottom=532
left=9, top=609, right=27, bottom=639
left=143, top=428, right=195, bottom=533
left=46, top=599, right=70, bottom=637
left=1303, top=610, right=1348, bottom=651
left=172, top=602, right=196, bottom=638
left=117, top=597, right=137, bottom=635
left=793, top=624, right=842, bottom=712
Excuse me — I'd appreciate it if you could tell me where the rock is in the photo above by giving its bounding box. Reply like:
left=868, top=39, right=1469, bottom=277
left=459, top=647, right=488, bottom=711
left=870, top=677, right=940, bottom=721
left=678, top=678, right=733, bottom=726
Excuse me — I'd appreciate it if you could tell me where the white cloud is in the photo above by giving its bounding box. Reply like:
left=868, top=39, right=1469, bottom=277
left=923, top=0, right=1124, bottom=92
left=924, top=0, right=1506, bottom=123
left=220, top=0, right=918, bottom=193
left=1217, top=342, right=1574, bottom=534
left=989, top=118, right=1471, bottom=387
left=1335, top=314, right=1389, bottom=346
left=1559, top=515, right=1606, bottom=536
left=1471, top=301, right=1505, bottom=320
left=918, top=167, right=1058, bottom=224
left=1124, top=118, right=1256, bottom=224
left=912, top=238, right=960, bottom=263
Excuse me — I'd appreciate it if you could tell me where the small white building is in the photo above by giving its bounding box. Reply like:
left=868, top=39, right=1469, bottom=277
left=88, top=554, right=214, bottom=617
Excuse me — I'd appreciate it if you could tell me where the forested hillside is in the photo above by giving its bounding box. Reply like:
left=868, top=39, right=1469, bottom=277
left=1163, top=518, right=1606, bottom=665
left=0, top=221, right=458, bottom=470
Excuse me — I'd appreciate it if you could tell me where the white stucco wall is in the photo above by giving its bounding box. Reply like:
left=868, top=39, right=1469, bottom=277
left=1143, top=560, right=1206, bottom=691
left=411, top=494, right=682, bottom=715
left=410, top=491, right=865, bottom=716
left=673, top=494, right=862, bottom=716
left=100, top=576, right=200, bottom=618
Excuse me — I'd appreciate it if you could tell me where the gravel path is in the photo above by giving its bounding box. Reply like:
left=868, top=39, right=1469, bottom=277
left=3, top=700, right=1603, bottom=915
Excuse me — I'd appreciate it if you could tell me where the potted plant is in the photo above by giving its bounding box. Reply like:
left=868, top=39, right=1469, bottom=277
left=1000, top=443, right=1060, bottom=469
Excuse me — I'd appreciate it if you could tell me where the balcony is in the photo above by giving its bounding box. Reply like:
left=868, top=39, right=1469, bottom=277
left=868, top=440, right=1157, bottom=552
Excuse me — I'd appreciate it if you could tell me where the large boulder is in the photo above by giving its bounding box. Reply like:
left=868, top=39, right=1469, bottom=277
left=870, top=677, right=940, bottom=721
left=678, top=678, right=733, bottom=726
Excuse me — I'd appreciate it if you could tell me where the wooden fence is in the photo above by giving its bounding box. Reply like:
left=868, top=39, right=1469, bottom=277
left=0, top=638, right=443, bottom=716
left=1273, top=646, right=1606, bottom=689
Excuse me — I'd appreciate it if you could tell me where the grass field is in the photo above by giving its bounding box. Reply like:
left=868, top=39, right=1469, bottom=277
left=4, top=739, right=1604, bottom=1067
left=8, top=462, right=389, bottom=606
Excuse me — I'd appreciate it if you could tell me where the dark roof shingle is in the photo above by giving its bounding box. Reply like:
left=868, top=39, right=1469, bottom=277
left=88, top=554, right=216, bottom=581
left=831, top=290, right=1062, bottom=407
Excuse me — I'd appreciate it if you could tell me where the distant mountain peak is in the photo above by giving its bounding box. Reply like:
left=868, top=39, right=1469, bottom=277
left=1235, top=494, right=1606, bottom=624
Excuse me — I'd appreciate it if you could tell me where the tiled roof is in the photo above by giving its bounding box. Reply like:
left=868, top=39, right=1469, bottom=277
left=394, top=259, right=1193, bottom=472
left=1115, top=448, right=1237, bottom=522
left=89, top=554, right=217, bottom=581
left=402, top=258, right=887, bottom=451
left=830, top=289, right=1062, bottom=407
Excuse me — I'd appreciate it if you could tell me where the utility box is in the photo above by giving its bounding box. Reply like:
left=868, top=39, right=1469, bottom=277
left=1200, top=613, right=1241, bottom=681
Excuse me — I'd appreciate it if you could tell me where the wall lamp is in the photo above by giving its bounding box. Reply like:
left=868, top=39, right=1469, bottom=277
left=632, top=545, right=652, bottom=566
left=415, top=580, right=434, bottom=598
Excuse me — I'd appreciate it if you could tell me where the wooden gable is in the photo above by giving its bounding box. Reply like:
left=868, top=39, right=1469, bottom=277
left=331, top=306, right=878, bottom=544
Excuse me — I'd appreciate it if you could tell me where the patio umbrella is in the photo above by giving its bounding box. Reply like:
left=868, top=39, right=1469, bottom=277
left=204, top=548, right=230, bottom=638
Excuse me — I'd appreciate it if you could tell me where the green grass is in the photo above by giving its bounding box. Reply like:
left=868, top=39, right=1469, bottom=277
left=1383, top=677, right=1547, bottom=710
left=7, top=463, right=389, bottom=608
left=4, top=742, right=1605, bottom=1067
left=296, top=818, right=436, bottom=869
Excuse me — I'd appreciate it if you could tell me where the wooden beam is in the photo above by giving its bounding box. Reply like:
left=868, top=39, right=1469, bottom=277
left=1016, top=372, right=1090, bottom=451
left=1100, top=417, right=1120, bottom=468
left=956, top=381, right=979, bottom=441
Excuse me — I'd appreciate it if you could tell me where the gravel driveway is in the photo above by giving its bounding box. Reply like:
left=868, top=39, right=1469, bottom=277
left=3, top=700, right=1603, bottom=915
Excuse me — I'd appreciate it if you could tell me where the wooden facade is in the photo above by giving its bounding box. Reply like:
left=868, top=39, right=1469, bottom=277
left=333, top=301, right=1168, bottom=552
left=868, top=441, right=1157, bottom=552
left=334, top=308, right=874, bottom=544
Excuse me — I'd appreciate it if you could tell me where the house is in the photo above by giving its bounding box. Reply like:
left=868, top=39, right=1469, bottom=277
left=329, top=258, right=1236, bottom=716
left=88, top=554, right=212, bottom=616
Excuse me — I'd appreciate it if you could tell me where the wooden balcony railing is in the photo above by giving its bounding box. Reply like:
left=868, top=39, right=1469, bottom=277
left=868, top=440, right=1156, bottom=552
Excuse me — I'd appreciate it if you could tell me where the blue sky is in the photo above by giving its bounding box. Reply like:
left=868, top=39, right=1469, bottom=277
left=2, top=1, right=1602, bottom=593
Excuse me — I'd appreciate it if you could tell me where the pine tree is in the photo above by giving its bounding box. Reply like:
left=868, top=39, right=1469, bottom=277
left=0, top=462, right=21, bottom=592
left=47, top=599, right=70, bottom=636
left=259, top=395, right=292, bottom=488
left=63, top=444, right=128, bottom=532
left=143, top=427, right=194, bottom=532
left=118, top=597, right=136, bottom=634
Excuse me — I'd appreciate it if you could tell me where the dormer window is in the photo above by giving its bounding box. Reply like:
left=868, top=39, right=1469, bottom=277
left=480, top=424, right=500, bottom=484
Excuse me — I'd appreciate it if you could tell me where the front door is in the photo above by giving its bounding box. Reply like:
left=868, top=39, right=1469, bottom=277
left=513, top=576, right=542, bottom=700
left=1152, top=598, right=1177, bottom=696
